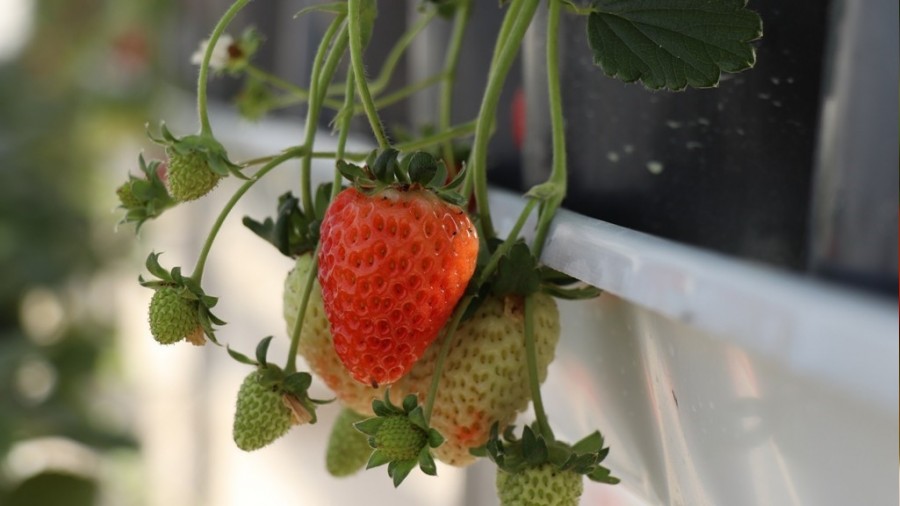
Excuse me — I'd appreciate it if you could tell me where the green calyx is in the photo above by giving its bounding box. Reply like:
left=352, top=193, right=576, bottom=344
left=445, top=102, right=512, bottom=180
left=336, top=147, right=468, bottom=207
left=230, top=337, right=332, bottom=451
left=147, top=122, right=244, bottom=202
left=140, top=252, right=225, bottom=346
left=116, top=154, right=175, bottom=230
left=354, top=391, right=445, bottom=487
left=475, top=422, right=619, bottom=486
left=242, top=185, right=333, bottom=258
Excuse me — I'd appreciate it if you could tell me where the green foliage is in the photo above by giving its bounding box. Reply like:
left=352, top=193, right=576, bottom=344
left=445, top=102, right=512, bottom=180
left=586, top=0, right=763, bottom=90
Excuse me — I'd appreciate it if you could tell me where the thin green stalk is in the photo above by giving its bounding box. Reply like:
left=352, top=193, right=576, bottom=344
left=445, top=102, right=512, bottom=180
left=348, top=0, right=390, bottom=149
left=423, top=197, right=538, bottom=423
left=334, top=71, right=357, bottom=200
left=439, top=0, right=472, bottom=173
left=369, top=72, right=446, bottom=112
left=190, top=149, right=304, bottom=283
left=423, top=294, right=472, bottom=422
left=238, top=150, right=351, bottom=167
left=285, top=253, right=318, bottom=373
left=524, top=294, right=554, bottom=441
left=395, top=120, right=477, bottom=152
left=477, top=198, right=538, bottom=286
left=325, top=8, right=436, bottom=97
left=245, top=65, right=345, bottom=109
left=532, top=0, right=567, bottom=259
left=197, top=0, right=251, bottom=135
left=300, top=17, right=347, bottom=215
left=466, top=0, right=540, bottom=240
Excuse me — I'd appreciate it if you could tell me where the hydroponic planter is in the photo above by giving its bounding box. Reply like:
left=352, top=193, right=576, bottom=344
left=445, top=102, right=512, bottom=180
left=477, top=190, right=898, bottom=506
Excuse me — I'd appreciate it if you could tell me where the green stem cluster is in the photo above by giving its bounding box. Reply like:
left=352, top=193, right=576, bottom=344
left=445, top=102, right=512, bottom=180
left=197, top=0, right=251, bottom=135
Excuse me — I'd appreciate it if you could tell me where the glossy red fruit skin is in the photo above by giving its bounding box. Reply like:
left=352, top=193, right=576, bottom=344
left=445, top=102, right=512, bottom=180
left=317, top=187, right=478, bottom=387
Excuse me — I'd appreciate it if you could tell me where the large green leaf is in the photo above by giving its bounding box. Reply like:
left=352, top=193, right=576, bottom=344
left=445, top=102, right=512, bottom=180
left=587, top=0, right=762, bottom=90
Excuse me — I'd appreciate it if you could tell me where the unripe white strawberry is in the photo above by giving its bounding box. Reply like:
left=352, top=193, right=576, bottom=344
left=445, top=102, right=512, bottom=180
left=496, top=464, right=583, bottom=506
left=395, top=293, right=560, bottom=466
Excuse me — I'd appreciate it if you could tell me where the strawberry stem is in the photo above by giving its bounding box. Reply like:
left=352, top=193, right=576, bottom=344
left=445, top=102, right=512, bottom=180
left=300, top=16, right=348, bottom=216
left=324, top=8, right=436, bottom=98
left=423, top=294, right=472, bottom=423
left=439, top=0, right=472, bottom=174
left=244, top=64, right=345, bottom=109
left=190, top=148, right=306, bottom=284
left=465, top=0, right=540, bottom=240
left=532, top=0, right=567, bottom=259
left=524, top=293, right=554, bottom=441
left=285, top=253, right=319, bottom=374
left=348, top=0, right=390, bottom=149
left=197, top=0, right=250, bottom=136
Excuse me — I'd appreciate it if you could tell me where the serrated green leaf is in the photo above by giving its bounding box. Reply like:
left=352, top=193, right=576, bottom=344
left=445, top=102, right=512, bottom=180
left=587, top=0, right=763, bottom=90
left=493, top=242, right=540, bottom=297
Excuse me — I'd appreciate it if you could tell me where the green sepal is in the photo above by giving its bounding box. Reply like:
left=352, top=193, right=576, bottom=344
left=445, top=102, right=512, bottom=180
left=243, top=190, right=327, bottom=257
left=492, top=241, right=541, bottom=297
left=337, top=159, right=369, bottom=183
left=571, top=431, right=603, bottom=454
left=426, top=428, right=444, bottom=449
left=116, top=154, right=175, bottom=230
left=405, top=151, right=439, bottom=185
left=366, top=449, right=391, bottom=469
left=371, top=148, right=400, bottom=184
left=402, top=394, right=419, bottom=415
left=388, top=458, right=417, bottom=487
left=407, top=406, right=428, bottom=432
left=255, top=336, right=274, bottom=366
left=354, top=417, right=386, bottom=437
left=282, top=371, right=314, bottom=395
left=226, top=346, right=258, bottom=366
left=418, top=447, right=437, bottom=476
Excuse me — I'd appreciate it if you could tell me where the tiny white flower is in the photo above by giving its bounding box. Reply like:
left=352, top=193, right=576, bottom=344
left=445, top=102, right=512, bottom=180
left=190, top=33, right=234, bottom=71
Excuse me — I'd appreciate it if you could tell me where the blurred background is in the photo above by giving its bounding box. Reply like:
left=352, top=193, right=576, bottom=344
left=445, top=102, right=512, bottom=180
left=0, top=0, right=896, bottom=505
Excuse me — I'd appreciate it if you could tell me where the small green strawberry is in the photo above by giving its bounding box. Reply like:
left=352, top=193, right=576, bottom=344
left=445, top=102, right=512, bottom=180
left=326, top=408, right=372, bottom=477
left=496, top=463, right=583, bottom=506
left=166, top=147, right=221, bottom=202
left=481, top=423, right=619, bottom=506
left=371, top=415, right=427, bottom=461
left=116, top=155, right=175, bottom=230
left=354, top=392, right=444, bottom=487
left=233, top=369, right=298, bottom=451
left=140, top=252, right=225, bottom=346
left=147, top=123, right=243, bottom=203
left=148, top=285, right=202, bottom=345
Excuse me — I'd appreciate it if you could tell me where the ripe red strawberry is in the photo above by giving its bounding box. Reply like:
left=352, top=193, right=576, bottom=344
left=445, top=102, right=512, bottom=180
left=317, top=186, right=478, bottom=387
left=283, top=254, right=387, bottom=415
left=394, top=293, right=560, bottom=466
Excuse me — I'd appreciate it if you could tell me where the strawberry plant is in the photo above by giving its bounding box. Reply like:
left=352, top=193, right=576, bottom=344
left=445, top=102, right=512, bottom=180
left=117, top=0, right=762, bottom=502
